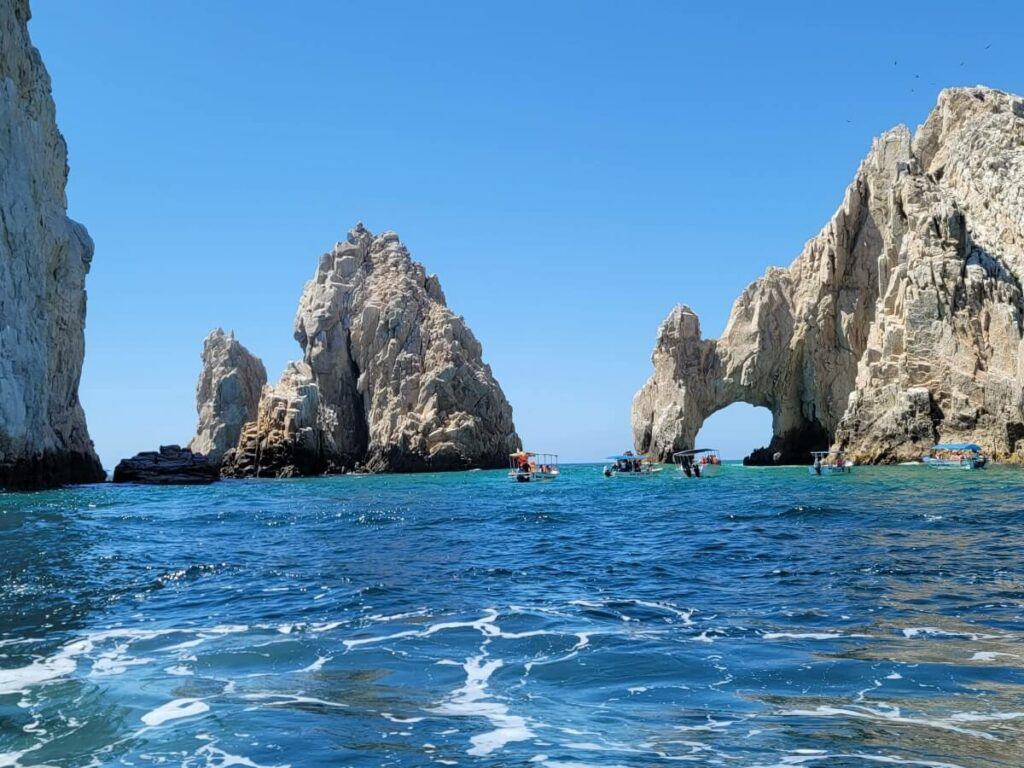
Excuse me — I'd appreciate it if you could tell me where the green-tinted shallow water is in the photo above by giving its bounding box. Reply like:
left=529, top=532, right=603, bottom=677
left=1, top=463, right=1023, bottom=767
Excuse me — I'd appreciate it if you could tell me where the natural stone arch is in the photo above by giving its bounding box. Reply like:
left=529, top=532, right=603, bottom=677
left=631, top=306, right=830, bottom=464
left=634, top=88, right=1024, bottom=464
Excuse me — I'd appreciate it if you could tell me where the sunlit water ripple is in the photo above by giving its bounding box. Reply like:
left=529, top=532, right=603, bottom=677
left=1, top=463, right=1023, bottom=767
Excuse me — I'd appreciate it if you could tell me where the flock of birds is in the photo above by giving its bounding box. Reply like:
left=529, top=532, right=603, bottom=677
left=843, top=45, right=994, bottom=124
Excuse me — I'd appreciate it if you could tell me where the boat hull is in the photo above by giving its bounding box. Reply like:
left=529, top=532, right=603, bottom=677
left=808, top=463, right=853, bottom=476
left=604, top=468, right=662, bottom=478
left=509, top=470, right=560, bottom=482
left=923, top=457, right=987, bottom=470
left=677, top=463, right=721, bottom=478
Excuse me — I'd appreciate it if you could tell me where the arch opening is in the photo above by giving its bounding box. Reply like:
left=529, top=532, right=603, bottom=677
left=694, top=403, right=773, bottom=462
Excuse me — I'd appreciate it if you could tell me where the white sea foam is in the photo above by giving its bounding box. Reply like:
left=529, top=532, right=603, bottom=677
left=969, top=651, right=1016, bottom=661
left=381, top=712, right=424, bottom=723
left=763, top=632, right=873, bottom=640
left=193, top=740, right=290, bottom=768
left=744, top=753, right=969, bottom=768
left=141, top=697, right=209, bottom=726
left=0, top=638, right=93, bottom=694
left=900, top=626, right=1004, bottom=641
left=777, top=704, right=1016, bottom=739
left=431, top=655, right=534, bottom=756
left=298, top=655, right=331, bottom=673
left=344, top=609, right=502, bottom=649
left=240, top=693, right=347, bottom=709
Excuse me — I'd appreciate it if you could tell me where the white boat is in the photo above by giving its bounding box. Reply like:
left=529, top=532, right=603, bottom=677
left=509, top=451, right=560, bottom=482
left=922, top=443, right=988, bottom=470
left=603, top=453, right=662, bottom=477
left=809, top=450, right=853, bottom=476
left=672, top=448, right=722, bottom=478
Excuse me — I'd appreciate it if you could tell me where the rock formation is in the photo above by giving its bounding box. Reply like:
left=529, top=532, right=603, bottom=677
left=220, top=224, right=520, bottom=477
left=634, top=86, right=1024, bottom=464
left=0, top=0, right=104, bottom=489
left=112, top=445, right=219, bottom=485
left=188, top=328, right=266, bottom=465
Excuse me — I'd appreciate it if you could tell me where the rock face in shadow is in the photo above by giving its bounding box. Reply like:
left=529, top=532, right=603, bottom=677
left=633, top=87, right=1024, bottom=464
left=112, top=445, right=219, bottom=485
left=0, top=0, right=103, bottom=489
left=188, top=329, right=266, bottom=465
left=220, top=224, right=520, bottom=477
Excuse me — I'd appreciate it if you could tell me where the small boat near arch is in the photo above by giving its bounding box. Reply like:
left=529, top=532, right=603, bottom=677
left=809, top=450, right=853, bottom=476
left=672, top=448, right=722, bottom=478
left=509, top=451, right=560, bottom=482
left=922, top=443, right=988, bottom=470
left=603, top=452, right=661, bottom=478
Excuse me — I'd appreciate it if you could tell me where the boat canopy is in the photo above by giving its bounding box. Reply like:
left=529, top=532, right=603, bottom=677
left=810, top=450, right=845, bottom=457
left=606, top=454, right=651, bottom=461
left=931, top=443, right=982, bottom=452
left=673, top=448, right=716, bottom=456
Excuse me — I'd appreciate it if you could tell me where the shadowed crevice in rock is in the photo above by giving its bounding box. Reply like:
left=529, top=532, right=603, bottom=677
left=634, top=86, right=1024, bottom=464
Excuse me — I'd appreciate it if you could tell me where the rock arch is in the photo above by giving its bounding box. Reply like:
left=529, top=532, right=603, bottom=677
left=633, top=87, right=1024, bottom=464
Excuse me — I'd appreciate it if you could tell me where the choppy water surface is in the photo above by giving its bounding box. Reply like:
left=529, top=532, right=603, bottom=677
left=2, top=464, right=1024, bottom=767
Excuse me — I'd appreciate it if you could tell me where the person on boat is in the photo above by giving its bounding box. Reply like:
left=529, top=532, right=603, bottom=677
left=813, top=456, right=822, bottom=475
left=693, top=462, right=701, bottom=478
left=516, top=453, right=530, bottom=472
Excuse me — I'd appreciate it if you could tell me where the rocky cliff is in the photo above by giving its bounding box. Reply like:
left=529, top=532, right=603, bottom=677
left=188, top=328, right=266, bottom=465
left=0, top=0, right=103, bottom=488
left=634, top=86, right=1024, bottom=464
left=221, top=224, right=520, bottom=477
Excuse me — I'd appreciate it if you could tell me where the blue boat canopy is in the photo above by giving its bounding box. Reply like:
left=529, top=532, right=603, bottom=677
left=931, top=442, right=982, bottom=452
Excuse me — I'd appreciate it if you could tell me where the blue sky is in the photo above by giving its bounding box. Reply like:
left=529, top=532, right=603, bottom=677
left=31, top=1, right=1023, bottom=467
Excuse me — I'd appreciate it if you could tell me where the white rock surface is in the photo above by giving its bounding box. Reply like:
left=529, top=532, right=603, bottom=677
left=188, top=329, right=266, bottom=464
left=634, top=87, right=1024, bottom=464
left=223, top=224, right=520, bottom=476
left=0, top=0, right=103, bottom=488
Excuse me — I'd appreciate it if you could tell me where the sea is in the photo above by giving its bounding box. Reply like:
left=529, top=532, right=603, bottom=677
left=1, top=463, right=1023, bottom=767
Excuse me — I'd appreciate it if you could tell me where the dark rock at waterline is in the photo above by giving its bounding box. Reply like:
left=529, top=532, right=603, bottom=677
left=112, top=445, right=219, bottom=485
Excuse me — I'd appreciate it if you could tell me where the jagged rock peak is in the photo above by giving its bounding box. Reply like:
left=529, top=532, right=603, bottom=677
left=221, top=224, right=520, bottom=477
left=0, top=0, right=104, bottom=489
left=633, top=86, right=1024, bottom=464
left=188, top=328, right=267, bottom=465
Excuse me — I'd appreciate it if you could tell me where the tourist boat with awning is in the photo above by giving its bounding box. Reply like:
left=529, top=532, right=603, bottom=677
left=509, top=451, right=560, bottom=482
left=923, top=443, right=988, bottom=470
left=672, top=448, right=722, bottom=478
left=603, top=453, right=661, bottom=477
left=809, top=450, right=853, bottom=475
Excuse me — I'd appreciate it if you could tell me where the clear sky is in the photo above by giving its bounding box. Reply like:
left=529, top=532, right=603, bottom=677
left=30, top=1, right=1024, bottom=468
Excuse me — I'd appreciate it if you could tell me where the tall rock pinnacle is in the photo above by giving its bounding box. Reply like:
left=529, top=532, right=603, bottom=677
left=0, top=0, right=103, bottom=488
left=220, top=224, right=520, bottom=476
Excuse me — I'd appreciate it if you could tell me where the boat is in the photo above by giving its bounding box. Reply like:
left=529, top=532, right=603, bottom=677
left=509, top=451, right=560, bottom=482
left=809, top=450, right=853, bottom=475
left=603, top=453, right=662, bottom=477
left=922, top=443, right=988, bottom=470
left=672, top=448, right=722, bottom=478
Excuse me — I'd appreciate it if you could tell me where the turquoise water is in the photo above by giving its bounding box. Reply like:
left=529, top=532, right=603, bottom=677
left=1, top=463, right=1023, bottom=767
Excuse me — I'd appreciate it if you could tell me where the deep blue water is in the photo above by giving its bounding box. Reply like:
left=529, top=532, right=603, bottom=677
left=1, top=463, right=1023, bottom=767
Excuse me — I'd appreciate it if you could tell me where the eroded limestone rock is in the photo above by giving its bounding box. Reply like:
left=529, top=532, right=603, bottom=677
left=221, top=224, right=520, bottom=476
left=634, top=86, right=1024, bottom=464
left=188, top=329, right=267, bottom=465
left=112, top=445, right=218, bottom=485
left=0, top=0, right=103, bottom=488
